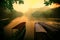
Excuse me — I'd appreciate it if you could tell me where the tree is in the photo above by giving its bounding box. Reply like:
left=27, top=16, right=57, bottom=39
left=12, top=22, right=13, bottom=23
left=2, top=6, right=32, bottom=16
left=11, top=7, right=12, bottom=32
left=0, top=0, right=24, bottom=40
left=0, top=0, right=24, bottom=22
left=44, top=0, right=60, bottom=6
left=0, top=0, right=24, bottom=10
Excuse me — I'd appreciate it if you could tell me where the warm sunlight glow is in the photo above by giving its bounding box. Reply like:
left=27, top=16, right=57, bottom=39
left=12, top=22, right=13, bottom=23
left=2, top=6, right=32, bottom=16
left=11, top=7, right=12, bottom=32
left=13, top=3, right=29, bottom=13
left=13, top=0, right=45, bottom=13
left=48, top=3, right=60, bottom=8
left=13, top=0, right=60, bottom=13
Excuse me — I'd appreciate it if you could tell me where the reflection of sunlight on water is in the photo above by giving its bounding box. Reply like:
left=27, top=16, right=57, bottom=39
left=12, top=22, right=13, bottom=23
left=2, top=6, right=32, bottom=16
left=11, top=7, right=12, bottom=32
left=4, top=14, right=60, bottom=39
left=4, top=16, right=35, bottom=38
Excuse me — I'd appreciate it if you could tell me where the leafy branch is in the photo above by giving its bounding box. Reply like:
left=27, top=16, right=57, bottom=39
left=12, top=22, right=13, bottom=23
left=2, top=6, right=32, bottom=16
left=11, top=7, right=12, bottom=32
left=0, top=0, right=24, bottom=10
left=44, top=0, right=60, bottom=6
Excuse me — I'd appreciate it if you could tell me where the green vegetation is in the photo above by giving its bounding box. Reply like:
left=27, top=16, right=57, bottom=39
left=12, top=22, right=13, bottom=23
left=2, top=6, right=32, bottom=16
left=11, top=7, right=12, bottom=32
left=0, top=0, right=24, bottom=10
left=0, top=0, right=60, bottom=10
left=44, top=0, right=60, bottom=6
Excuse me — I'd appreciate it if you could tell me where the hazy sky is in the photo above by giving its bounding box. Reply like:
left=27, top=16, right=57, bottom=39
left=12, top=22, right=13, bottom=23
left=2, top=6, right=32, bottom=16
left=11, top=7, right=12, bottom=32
left=13, top=0, right=60, bottom=13
left=13, top=0, right=45, bottom=13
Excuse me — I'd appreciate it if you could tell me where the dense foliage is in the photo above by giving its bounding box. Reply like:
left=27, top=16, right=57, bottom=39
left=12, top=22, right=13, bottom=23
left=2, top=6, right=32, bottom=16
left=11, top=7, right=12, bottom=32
left=0, top=0, right=24, bottom=10
left=0, top=0, right=60, bottom=10
left=44, top=0, right=60, bottom=6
